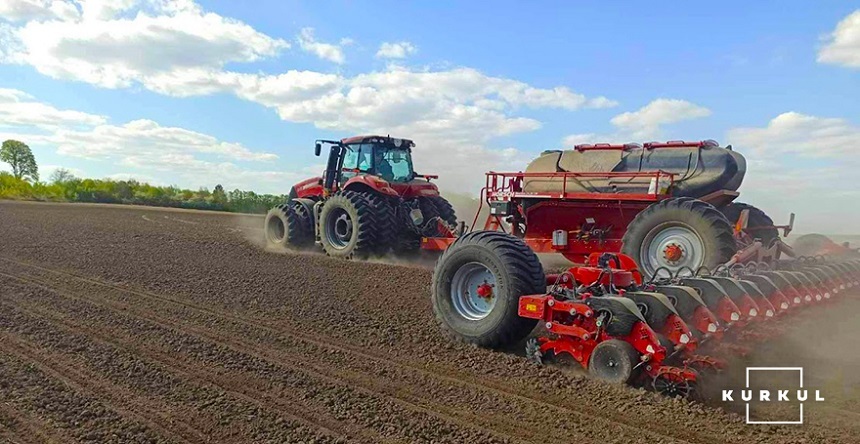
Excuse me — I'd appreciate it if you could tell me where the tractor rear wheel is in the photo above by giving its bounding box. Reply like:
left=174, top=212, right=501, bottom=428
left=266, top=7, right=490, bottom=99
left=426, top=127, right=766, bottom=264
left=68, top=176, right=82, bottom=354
left=720, top=202, right=779, bottom=247
left=588, top=339, right=640, bottom=384
left=264, top=203, right=312, bottom=248
left=622, top=198, right=736, bottom=278
left=319, top=191, right=381, bottom=259
left=432, top=231, right=545, bottom=348
left=427, top=195, right=457, bottom=228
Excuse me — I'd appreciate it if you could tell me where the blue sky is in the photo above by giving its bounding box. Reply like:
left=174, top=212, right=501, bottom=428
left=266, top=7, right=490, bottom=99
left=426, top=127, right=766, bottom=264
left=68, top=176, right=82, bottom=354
left=0, top=1, right=858, bottom=233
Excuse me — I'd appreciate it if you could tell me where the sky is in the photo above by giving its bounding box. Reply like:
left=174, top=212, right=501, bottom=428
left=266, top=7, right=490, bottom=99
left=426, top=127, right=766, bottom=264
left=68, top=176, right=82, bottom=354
left=0, top=0, right=859, bottom=233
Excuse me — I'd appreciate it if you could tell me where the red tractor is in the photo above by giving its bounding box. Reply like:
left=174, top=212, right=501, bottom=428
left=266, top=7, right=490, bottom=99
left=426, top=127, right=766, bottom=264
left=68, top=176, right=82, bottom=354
left=265, top=135, right=457, bottom=258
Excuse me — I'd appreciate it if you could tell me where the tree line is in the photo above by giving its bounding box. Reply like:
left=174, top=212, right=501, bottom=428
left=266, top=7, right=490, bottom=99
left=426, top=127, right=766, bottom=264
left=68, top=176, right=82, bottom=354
left=0, top=139, right=287, bottom=214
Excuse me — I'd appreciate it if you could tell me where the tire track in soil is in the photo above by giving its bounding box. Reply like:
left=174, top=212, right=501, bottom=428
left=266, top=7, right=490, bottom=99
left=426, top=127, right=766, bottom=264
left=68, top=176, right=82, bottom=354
left=0, top=346, right=177, bottom=444
left=0, top=290, right=406, bottom=444
left=0, top=256, right=744, bottom=444
left=0, top=401, right=66, bottom=444
left=0, top=274, right=526, bottom=444
left=0, top=331, right=203, bottom=444
left=1, top=261, right=708, bottom=444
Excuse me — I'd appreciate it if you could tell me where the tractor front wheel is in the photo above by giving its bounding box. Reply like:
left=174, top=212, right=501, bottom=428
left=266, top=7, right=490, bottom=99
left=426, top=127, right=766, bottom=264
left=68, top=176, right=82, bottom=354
left=622, top=198, right=736, bottom=278
left=264, top=203, right=312, bottom=249
left=431, top=231, right=545, bottom=348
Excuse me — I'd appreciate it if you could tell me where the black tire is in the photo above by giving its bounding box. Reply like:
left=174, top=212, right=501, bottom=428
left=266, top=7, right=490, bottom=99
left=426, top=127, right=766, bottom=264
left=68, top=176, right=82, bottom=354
left=393, top=197, right=443, bottom=255
left=264, top=203, right=312, bottom=248
left=364, top=194, right=395, bottom=255
left=588, top=339, right=640, bottom=384
left=720, top=202, right=779, bottom=247
left=622, top=198, right=736, bottom=277
left=318, top=191, right=380, bottom=259
left=427, top=195, right=457, bottom=227
left=431, top=231, right=545, bottom=348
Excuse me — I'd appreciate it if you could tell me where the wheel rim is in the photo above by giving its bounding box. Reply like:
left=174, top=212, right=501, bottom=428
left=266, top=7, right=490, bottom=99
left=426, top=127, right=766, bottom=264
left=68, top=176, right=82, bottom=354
left=653, top=374, right=692, bottom=398
left=325, top=208, right=353, bottom=249
left=450, top=262, right=497, bottom=321
left=267, top=214, right=285, bottom=242
left=640, top=223, right=705, bottom=276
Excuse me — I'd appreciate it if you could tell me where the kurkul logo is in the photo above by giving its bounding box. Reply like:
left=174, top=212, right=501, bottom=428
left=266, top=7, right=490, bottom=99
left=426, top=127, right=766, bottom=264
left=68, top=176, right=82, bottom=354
left=722, top=367, right=825, bottom=424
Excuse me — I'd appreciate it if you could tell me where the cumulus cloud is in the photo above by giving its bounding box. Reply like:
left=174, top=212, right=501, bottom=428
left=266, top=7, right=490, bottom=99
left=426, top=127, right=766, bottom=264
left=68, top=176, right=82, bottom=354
left=727, top=112, right=860, bottom=159
left=3, top=0, right=289, bottom=88
left=563, top=98, right=711, bottom=146
left=1, top=0, right=618, bottom=193
left=0, top=88, right=290, bottom=191
left=376, top=41, right=417, bottom=59
left=0, top=0, right=80, bottom=22
left=726, top=112, right=860, bottom=234
left=818, top=10, right=860, bottom=68
left=297, top=27, right=345, bottom=64
left=0, top=87, right=106, bottom=128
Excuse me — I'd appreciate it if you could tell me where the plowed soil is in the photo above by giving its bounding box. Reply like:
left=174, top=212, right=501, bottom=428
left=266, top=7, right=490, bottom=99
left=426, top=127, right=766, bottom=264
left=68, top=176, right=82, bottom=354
left=1, top=200, right=858, bottom=444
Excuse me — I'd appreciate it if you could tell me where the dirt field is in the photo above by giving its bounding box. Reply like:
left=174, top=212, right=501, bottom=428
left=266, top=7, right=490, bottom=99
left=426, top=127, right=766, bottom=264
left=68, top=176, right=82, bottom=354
left=1, top=200, right=858, bottom=444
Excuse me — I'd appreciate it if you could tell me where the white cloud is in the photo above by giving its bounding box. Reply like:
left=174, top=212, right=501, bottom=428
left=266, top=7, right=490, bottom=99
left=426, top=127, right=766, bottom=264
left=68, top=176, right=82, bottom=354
left=1, top=1, right=618, bottom=193
left=563, top=98, right=711, bottom=146
left=0, top=0, right=79, bottom=22
left=818, top=10, right=860, bottom=68
left=727, top=112, right=860, bottom=159
left=0, top=88, right=289, bottom=192
left=610, top=99, right=711, bottom=138
left=0, top=87, right=106, bottom=128
left=297, top=27, right=345, bottom=64
left=3, top=0, right=289, bottom=89
left=726, top=112, right=860, bottom=234
left=376, top=41, right=417, bottom=59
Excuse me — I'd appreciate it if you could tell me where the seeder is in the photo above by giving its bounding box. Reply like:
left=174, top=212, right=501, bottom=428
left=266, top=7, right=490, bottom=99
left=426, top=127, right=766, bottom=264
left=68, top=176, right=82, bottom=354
left=428, top=140, right=860, bottom=399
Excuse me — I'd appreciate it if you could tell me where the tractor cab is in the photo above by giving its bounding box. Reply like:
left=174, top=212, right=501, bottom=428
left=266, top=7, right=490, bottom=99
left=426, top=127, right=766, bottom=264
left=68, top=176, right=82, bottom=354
left=339, top=136, right=416, bottom=184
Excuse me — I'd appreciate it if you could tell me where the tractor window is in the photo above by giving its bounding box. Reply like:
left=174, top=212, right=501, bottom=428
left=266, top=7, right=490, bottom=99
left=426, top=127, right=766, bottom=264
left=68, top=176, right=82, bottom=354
left=342, top=144, right=374, bottom=174
left=378, top=149, right=413, bottom=182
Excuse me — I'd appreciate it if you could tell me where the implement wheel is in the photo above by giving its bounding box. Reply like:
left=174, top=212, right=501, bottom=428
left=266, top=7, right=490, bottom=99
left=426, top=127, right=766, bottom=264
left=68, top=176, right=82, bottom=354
left=432, top=231, right=545, bottom=348
left=622, top=198, right=736, bottom=277
left=720, top=202, right=779, bottom=247
left=588, top=339, right=639, bottom=384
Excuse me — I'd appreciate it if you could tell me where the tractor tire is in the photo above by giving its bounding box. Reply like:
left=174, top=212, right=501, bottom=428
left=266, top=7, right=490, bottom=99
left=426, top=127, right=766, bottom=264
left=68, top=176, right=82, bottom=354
left=588, top=339, right=640, bottom=384
left=318, top=191, right=381, bottom=259
left=431, top=231, right=545, bottom=349
left=427, top=195, right=457, bottom=227
left=264, top=203, right=312, bottom=248
left=392, top=196, right=443, bottom=255
left=622, top=198, right=736, bottom=278
left=720, top=202, right=779, bottom=247
left=364, top=193, right=395, bottom=255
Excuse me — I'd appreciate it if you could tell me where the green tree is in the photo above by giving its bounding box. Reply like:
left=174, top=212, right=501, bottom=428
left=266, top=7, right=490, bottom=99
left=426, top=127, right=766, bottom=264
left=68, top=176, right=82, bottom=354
left=1, top=140, right=39, bottom=182
left=50, top=168, right=77, bottom=184
left=212, top=184, right=227, bottom=204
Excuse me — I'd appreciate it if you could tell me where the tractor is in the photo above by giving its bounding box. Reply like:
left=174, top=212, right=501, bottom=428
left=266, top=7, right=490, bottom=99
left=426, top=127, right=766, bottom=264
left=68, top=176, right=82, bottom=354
left=264, top=135, right=457, bottom=259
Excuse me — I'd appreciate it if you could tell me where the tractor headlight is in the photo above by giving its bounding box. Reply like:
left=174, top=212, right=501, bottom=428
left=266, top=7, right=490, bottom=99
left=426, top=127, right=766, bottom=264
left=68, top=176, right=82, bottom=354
left=707, top=323, right=718, bottom=333
left=749, top=309, right=757, bottom=317
left=793, top=297, right=801, bottom=304
left=765, top=310, right=774, bottom=317
left=679, top=333, right=690, bottom=344
left=730, top=312, right=740, bottom=321
left=781, top=302, right=789, bottom=309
